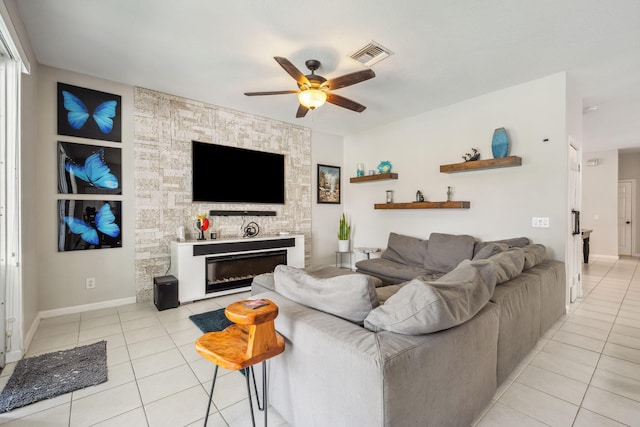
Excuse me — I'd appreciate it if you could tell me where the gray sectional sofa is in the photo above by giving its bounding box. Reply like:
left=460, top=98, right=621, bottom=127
left=250, top=232, right=566, bottom=427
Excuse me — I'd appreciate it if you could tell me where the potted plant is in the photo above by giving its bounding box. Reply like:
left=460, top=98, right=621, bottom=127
left=337, top=213, right=351, bottom=252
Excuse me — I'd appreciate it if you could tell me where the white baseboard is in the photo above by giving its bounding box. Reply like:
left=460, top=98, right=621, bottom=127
left=588, top=254, right=620, bottom=261
left=7, top=297, right=138, bottom=364
left=38, top=296, right=137, bottom=319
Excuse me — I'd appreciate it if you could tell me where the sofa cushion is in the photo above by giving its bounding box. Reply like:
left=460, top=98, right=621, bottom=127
left=273, top=265, right=379, bottom=324
left=472, top=249, right=525, bottom=284
left=363, top=259, right=497, bottom=335
left=472, top=242, right=509, bottom=260
left=473, top=237, right=530, bottom=257
left=252, top=265, right=384, bottom=295
left=423, top=232, right=476, bottom=273
left=355, top=258, right=436, bottom=283
left=381, top=232, right=428, bottom=267
left=522, top=244, right=546, bottom=269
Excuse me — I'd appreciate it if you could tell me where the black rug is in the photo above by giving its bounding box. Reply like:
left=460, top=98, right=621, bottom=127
left=189, top=308, right=233, bottom=333
left=0, top=341, right=108, bottom=413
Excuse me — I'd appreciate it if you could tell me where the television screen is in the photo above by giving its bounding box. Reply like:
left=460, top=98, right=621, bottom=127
left=192, top=141, right=285, bottom=204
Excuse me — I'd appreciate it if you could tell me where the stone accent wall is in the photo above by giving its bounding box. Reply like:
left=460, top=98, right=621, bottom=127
left=133, top=87, right=312, bottom=302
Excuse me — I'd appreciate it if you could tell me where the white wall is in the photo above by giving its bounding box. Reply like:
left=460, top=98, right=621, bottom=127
left=581, top=150, right=619, bottom=257
left=343, top=73, right=569, bottom=260
left=311, top=131, right=344, bottom=267
left=36, top=65, right=136, bottom=311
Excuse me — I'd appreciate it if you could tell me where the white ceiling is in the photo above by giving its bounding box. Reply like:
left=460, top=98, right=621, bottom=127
left=14, top=0, right=640, bottom=152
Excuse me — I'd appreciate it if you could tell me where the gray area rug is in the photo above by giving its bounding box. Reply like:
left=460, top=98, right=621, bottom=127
left=0, top=340, right=108, bottom=413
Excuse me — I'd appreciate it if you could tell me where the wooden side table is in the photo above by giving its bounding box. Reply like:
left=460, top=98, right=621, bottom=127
left=195, top=299, right=285, bottom=426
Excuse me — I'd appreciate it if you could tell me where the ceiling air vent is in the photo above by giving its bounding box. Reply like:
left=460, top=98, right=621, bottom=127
left=349, top=41, right=392, bottom=67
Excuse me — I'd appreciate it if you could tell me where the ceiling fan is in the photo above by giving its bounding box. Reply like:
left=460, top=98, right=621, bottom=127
left=244, top=57, right=375, bottom=118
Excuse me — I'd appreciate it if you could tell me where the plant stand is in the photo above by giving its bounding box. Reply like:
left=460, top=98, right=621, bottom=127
left=335, top=251, right=352, bottom=269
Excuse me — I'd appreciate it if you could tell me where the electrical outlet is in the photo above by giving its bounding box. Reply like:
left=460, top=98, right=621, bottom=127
left=532, top=217, right=550, bottom=228
left=86, top=277, right=96, bottom=289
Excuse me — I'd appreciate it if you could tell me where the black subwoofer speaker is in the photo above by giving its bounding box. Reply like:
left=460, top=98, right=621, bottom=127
left=153, top=275, right=179, bottom=311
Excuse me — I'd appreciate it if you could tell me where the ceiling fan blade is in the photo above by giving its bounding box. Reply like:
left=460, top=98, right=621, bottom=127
left=274, top=57, right=310, bottom=86
left=325, top=69, right=375, bottom=91
left=244, top=90, right=299, bottom=96
left=326, top=93, right=367, bottom=113
left=296, top=104, right=309, bottom=118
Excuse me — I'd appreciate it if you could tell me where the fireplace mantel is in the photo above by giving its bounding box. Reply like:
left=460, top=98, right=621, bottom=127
left=170, top=235, right=305, bottom=302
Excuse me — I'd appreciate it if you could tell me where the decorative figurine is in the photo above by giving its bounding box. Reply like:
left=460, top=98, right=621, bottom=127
left=416, top=190, right=424, bottom=202
left=462, top=148, right=480, bottom=162
left=194, top=214, right=210, bottom=240
left=377, top=161, right=392, bottom=174
left=447, top=186, right=452, bottom=202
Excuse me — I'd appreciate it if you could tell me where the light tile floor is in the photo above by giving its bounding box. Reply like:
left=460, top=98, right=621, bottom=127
left=0, top=292, right=288, bottom=427
left=2, top=256, right=640, bottom=426
left=475, top=255, right=640, bottom=426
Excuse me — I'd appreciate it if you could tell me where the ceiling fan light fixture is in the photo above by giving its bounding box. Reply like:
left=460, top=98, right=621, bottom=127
left=298, top=88, right=327, bottom=109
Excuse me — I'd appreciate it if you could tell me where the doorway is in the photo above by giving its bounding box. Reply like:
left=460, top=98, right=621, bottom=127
left=568, top=143, right=582, bottom=302
left=618, top=180, right=635, bottom=256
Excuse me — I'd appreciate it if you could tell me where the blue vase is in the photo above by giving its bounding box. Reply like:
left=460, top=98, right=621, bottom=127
left=491, top=128, right=509, bottom=158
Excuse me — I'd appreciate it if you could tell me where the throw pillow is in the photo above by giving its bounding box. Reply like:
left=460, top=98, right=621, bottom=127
left=423, top=232, right=475, bottom=273
left=522, top=244, right=546, bottom=269
left=380, top=232, right=428, bottom=267
left=472, top=242, right=509, bottom=260
left=273, top=265, right=380, bottom=324
left=363, top=259, right=497, bottom=335
left=473, top=237, right=530, bottom=257
left=472, top=248, right=525, bottom=284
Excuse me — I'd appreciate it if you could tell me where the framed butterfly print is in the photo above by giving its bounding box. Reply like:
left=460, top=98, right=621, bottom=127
left=57, top=82, right=122, bottom=142
left=58, top=200, right=122, bottom=251
left=58, top=141, right=122, bottom=194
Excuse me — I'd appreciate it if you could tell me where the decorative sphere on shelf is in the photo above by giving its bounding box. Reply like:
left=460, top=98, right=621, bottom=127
left=377, top=161, right=392, bottom=174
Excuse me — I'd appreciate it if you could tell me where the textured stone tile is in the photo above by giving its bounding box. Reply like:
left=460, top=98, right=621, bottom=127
left=134, top=87, right=312, bottom=301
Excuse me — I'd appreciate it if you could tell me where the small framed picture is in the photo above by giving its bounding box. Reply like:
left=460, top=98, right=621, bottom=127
left=317, top=164, right=341, bottom=204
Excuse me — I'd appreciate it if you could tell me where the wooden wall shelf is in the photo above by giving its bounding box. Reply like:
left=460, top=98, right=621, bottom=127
left=440, top=156, right=522, bottom=173
left=350, top=173, right=398, bottom=183
left=374, top=201, right=470, bottom=209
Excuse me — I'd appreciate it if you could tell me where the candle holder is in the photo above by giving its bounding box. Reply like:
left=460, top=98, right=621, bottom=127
left=386, top=190, right=393, bottom=204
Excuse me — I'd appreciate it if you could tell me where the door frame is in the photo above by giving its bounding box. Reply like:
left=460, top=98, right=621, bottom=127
left=567, top=141, right=582, bottom=304
left=618, top=179, right=636, bottom=256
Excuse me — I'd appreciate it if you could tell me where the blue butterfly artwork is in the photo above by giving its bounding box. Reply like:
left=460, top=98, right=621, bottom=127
left=62, top=90, right=117, bottom=134
left=57, top=83, right=122, bottom=142
left=65, top=149, right=119, bottom=190
left=64, top=203, right=121, bottom=246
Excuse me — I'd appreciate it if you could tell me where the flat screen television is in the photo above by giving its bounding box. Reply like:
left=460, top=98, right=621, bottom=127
left=192, top=141, right=285, bottom=204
